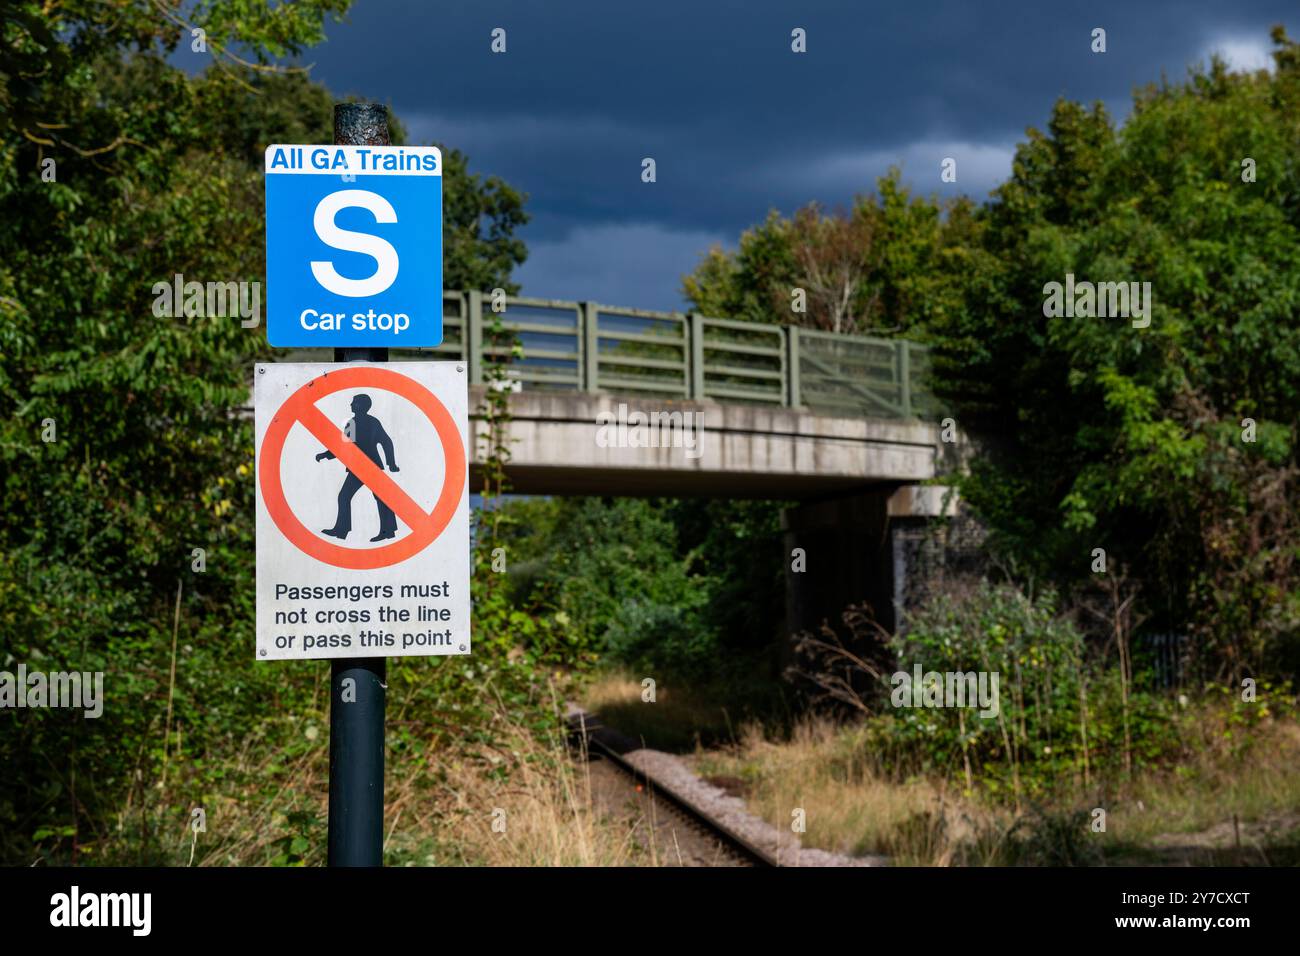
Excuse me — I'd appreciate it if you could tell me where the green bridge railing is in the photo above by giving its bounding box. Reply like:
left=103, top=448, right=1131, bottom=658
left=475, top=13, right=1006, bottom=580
left=392, top=291, right=936, bottom=420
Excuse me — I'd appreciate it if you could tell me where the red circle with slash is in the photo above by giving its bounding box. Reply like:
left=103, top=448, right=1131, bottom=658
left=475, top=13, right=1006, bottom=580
left=259, top=366, right=465, bottom=570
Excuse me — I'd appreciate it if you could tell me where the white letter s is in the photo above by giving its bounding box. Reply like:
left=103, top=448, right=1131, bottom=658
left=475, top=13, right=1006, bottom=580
left=311, top=190, right=399, bottom=297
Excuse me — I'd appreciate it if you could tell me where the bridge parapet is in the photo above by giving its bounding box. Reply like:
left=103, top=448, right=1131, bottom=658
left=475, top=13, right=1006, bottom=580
left=386, top=291, right=937, bottom=422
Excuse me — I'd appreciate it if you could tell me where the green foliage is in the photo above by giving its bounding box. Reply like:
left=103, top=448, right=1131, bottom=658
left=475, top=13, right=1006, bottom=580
left=870, top=580, right=1297, bottom=799
left=925, top=36, right=1300, bottom=678
left=506, top=497, right=710, bottom=674
left=882, top=582, right=1097, bottom=796
left=502, top=496, right=787, bottom=681
left=469, top=310, right=574, bottom=675
left=1, top=1, right=350, bottom=154
left=0, top=4, right=533, bottom=864
left=1007, top=805, right=1105, bottom=866
left=681, top=169, right=978, bottom=337
left=665, top=498, right=786, bottom=649
left=440, top=149, right=530, bottom=295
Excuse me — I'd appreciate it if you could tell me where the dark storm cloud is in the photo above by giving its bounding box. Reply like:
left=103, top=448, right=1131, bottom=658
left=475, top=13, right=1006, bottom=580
left=299, top=0, right=1295, bottom=308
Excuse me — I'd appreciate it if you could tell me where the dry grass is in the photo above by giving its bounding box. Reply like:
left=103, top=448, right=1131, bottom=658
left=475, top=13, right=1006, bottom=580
left=579, top=669, right=764, bottom=751
left=391, top=717, right=649, bottom=866
left=163, top=679, right=1300, bottom=868
left=690, top=708, right=1300, bottom=866
left=177, top=695, right=650, bottom=867
left=1107, top=716, right=1300, bottom=853
left=165, top=718, right=332, bottom=867
left=694, top=717, right=1013, bottom=865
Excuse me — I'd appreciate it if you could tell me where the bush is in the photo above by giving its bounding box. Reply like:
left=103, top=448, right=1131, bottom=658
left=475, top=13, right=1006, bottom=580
left=502, top=496, right=785, bottom=680
left=603, top=597, right=713, bottom=676
left=880, top=580, right=1184, bottom=799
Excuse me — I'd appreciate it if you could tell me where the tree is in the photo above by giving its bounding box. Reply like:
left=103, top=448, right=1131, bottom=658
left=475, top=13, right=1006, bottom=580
left=0, top=1, right=531, bottom=862
left=440, top=147, right=530, bottom=294
left=928, top=29, right=1300, bottom=680
left=681, top=170, right=976, bottom=337
left=788, top=203, right=879, bottom=334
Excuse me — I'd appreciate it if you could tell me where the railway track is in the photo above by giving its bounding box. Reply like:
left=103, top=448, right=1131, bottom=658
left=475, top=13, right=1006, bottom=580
left=566, top=708, right=780, bottom=868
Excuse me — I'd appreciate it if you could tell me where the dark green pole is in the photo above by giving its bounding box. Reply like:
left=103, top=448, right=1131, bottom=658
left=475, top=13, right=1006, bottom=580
left=328, top=101, right=389, bottom=867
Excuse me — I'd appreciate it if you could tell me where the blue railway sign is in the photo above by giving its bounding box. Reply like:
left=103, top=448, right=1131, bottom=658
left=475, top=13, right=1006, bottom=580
left=264, top=144, right=442, bottom=348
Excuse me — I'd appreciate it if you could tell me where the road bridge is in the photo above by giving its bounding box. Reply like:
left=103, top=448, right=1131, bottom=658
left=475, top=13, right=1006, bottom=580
left=284, top=290, right=962, bottom=632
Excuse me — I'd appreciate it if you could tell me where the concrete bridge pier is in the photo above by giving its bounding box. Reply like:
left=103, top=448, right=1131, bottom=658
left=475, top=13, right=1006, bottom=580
left=783, top=491, right=895, bottom=644
left=782, top=485, right=960, bottom=644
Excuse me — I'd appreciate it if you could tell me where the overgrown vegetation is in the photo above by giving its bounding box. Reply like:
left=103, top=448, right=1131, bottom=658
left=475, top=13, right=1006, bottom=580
left=500, top=496, right=786, bottom=682
left=690, top=698, right=1300, bottom=866
left=0, top=0, right=539, bottom=865
left=791, top=579, right=1293, bottom=799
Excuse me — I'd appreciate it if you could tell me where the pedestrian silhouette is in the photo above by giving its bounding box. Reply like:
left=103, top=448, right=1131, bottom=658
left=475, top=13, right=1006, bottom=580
left=315, top=393, right=401, bottom=542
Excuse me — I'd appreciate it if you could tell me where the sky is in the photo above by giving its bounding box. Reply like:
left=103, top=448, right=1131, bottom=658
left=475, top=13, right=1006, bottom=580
left=296, top=1, right=1295, bottom=311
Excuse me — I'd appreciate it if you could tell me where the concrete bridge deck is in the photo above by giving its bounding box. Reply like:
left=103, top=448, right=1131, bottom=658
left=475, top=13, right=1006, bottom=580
left=467, top=387, right=943, bottom=498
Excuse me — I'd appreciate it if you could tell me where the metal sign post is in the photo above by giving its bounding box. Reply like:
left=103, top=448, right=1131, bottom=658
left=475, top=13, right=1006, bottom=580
left=330, top=102, right=390, bottom=867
